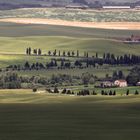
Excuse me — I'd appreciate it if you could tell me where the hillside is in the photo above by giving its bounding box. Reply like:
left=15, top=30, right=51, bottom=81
left=0, top=0, right=139, bottom=9
left=0, top=0, right=138, bottom=4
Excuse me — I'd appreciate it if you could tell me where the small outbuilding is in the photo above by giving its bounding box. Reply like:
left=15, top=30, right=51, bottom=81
left=65, top=4, right=88, bottom=9
left=100, top=81, right=115, bottom=88
left=136, top=82, right=140, bottom=86
left=102, top=6, right=131, bottom=10
left=124, top=35, right=140, bottom=44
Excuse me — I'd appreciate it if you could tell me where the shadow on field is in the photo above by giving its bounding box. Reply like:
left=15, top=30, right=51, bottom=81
left=0, top=99, right=140, bottom=140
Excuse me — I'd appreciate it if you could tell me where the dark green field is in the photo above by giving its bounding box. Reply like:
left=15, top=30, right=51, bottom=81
left=0, top=22, right=140, bottom=38
left=0, top=90, right=140, bottom=140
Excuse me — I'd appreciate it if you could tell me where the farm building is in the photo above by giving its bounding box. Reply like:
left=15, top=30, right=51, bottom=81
left=124, top=35, right=140, bottom=44
left=114, top=80, right=127, bottom=87
left=102, top=6, right=131, bottom=9
left=136, top=82, right=140, bottom=86
left=100, top=81, right=115, bottom=88
left=135, top=6, right=140, bottom=9
left=65, top=4, right=88, bottom=9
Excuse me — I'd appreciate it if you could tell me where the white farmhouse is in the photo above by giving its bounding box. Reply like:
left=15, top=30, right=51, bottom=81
left=114, top=80, right=127, bottom=87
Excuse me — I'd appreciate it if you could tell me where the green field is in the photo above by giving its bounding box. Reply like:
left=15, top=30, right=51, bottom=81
left=0, top=8, right=140, bottom=140
left=0, top=90, right=140, bottom=140
left=0, top=13, right=140, bottom=140
left=0, top=22, right=139, bottom=79
left=1, top=8, right=140, bottom=22
left=0, top=36, right=140, bottom=56
left=0, top=22, right=139, bottom=69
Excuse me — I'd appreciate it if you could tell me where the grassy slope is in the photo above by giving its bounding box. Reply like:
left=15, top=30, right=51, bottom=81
left=0, top=23, right=139, bottom=59
left=0, top=90, right=140, bottom=140
left=0, top=23, right=139, bottom=76
left=0, top=36, right=140, bottom=55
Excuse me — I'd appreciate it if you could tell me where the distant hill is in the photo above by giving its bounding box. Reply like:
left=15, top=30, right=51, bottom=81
left=0, top=0, right=139, bottom=10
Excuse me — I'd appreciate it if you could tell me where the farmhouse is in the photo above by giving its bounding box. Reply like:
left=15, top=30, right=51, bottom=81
left=114, top=80, right=127, bottom=87
left=102, top=6, right=131, bottom=9
left=124, top=35, right=140, bottom=44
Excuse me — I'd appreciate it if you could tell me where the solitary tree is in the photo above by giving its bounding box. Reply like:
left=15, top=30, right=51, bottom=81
left=126, top=89, right=129, bottom=96
left=26, top=48, right=29, bottom=55
left=28, top=47, right=31, bottom=55
left=87, top=52, right=89, bottom=58
left=67, top=51, right=71, bottom=57
left=61, top=60, right=64, bottom=67
left=72, top=51, right=75, bottom=57
left=33, top=88, right=37, bottom=92
left=58, top=50, right=61, bottom=56
left=63, top=51, right=66, bottom=57
left=96, top=52, right=98, bottom=58
left=33, top=49, right=37, bottom=55
left=84, top=52, right=87, bottom=57
left=38, top=49, right=42, bottom=55
left=135, top=90, right=139, bottom=95
left=24, top=61, right=30, bottom=69
left=48, top=51, right=51, bottom=56
left=54, top=87, right=59, bottom=93
left=77, top=50, right=79, bottom=57
left=113, top=90, right=116, bottom=96
left=53, top=50, right=57, bottom=56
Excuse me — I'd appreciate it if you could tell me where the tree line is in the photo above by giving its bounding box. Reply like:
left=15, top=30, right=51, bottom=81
left=126, top=66, right=140, bottom=86
left=0, top=72, right=21, bottom=89
left=6, top=53, right=140, bottom=72
left=26, top=48, right=140, bottom=66
left=0, top=69, right=140, bottom=93
left=26, top=48, right=80, bottom=57
left=36, top=87, right=139, bottom=96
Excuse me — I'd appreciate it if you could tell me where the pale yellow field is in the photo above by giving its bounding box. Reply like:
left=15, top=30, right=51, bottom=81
left=0, top=18, right=140, bottom=30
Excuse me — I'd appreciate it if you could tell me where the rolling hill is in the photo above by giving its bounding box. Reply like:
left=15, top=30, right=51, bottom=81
left=0, top=0, right=138, bottom=4
left=0, top=0, right=139, bottom=10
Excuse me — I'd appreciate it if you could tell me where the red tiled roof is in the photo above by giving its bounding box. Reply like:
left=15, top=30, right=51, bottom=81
left=116, top=80, right=127, bottom=82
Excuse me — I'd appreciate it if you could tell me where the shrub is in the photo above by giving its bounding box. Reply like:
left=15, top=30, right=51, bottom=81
left=33, top=88, right=37, bottom=92
left=135, top=90, right=139, bottom=95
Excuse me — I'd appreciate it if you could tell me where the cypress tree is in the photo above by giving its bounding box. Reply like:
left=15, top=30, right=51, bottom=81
left=77, top=50, right=79, bottom=57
